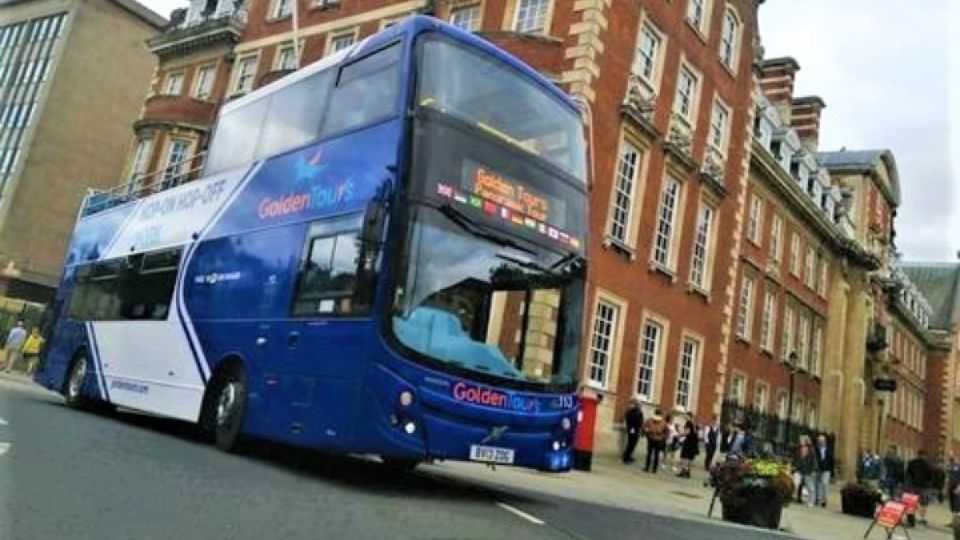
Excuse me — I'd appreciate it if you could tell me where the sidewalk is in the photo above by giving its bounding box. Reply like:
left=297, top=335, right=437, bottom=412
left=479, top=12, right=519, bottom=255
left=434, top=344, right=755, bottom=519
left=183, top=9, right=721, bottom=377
left=425, top=453, right=954, bottom=540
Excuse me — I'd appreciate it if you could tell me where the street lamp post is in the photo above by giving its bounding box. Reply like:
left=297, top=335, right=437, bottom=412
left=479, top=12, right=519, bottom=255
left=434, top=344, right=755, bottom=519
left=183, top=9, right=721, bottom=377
left=784, top=351, right=799, bottom=449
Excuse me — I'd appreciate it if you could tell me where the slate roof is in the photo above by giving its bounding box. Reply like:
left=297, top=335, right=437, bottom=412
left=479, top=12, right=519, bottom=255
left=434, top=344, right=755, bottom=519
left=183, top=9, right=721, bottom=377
left=901, top=262, right=960, bottom=330
left=817, top=149, right=901, bottom=206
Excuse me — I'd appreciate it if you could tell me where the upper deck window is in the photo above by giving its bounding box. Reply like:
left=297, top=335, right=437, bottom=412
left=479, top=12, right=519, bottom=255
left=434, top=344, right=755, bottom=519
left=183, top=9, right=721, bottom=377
left=417, top=37, right=585, bottom=181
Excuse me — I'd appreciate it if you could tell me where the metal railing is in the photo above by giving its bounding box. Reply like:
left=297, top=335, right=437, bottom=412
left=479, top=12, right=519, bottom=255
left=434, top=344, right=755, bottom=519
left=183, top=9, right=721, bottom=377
left=82, top=152, right=207, bottom=217
left=720, top=400, right=835, bottom=458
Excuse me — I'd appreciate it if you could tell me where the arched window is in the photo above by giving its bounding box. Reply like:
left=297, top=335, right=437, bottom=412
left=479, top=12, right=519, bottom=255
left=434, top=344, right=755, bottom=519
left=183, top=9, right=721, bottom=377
left=719, top=8, right=741, bottom=69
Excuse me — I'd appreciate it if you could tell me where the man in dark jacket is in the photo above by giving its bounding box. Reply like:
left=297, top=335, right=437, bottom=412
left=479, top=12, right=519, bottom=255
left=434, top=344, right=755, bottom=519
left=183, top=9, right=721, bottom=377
left=907, top=450, right=936, bottom=525
left=622, top=399, right=644, bottom=464
left=883, top=446, right=905, bottom=498
left=813, top=434, right=835, bottom=507
left=703, top=416, right=720, bottom=470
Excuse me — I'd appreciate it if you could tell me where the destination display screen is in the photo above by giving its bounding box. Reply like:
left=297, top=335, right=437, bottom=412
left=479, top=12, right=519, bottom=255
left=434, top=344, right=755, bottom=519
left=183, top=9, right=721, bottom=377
left=434, top=160, right=579, bottom=250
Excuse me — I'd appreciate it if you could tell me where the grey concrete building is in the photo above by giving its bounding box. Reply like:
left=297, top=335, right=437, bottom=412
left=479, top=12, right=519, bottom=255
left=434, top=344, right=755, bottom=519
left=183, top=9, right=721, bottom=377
left=0, top=0, right=164, bottom=302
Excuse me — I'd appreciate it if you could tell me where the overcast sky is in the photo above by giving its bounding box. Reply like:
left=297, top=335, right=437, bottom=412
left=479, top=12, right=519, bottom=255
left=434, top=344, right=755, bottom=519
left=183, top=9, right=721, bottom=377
left=139, top=0, right=960, bottom=262
left=760, top=1, right=960, bottom=263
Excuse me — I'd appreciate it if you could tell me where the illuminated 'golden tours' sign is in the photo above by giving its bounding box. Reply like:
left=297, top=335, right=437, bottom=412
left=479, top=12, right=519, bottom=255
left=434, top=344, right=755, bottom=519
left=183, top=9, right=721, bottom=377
left=472, top=165, right=549, bottom=222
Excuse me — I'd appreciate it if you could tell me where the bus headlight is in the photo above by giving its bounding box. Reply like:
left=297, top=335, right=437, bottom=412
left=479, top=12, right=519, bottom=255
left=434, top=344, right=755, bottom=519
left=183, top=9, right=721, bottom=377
left=560, top=417, right=572, bottom=431
left=403, top=421, right=417, bottom=435
left=552, top=440, right=561, bottom=451
left=399, top=390, right=414, bottom=407
left=576, top=410, right=584, bottom=423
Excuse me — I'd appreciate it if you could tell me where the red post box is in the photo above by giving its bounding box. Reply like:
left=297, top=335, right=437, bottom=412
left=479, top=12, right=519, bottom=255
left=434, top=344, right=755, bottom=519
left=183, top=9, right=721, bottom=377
left=573, top=390, right=600, bottom=471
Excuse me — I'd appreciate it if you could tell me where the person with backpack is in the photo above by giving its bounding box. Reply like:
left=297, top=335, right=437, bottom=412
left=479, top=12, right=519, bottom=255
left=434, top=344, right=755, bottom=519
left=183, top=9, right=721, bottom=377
left=643, top=408, right=668, bottom=474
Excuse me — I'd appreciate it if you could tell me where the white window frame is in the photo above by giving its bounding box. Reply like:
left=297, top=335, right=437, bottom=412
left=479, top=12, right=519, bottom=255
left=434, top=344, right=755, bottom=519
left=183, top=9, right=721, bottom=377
left=811, top=322, right=823, bottom=377
left=128, top=138, right=153, bottom=185
left=746, top=194, right=763, bottom=244
left=588, top=300, right=620, bottom=388
left=804, top=247, right=816, bottom=289
left=163, top=72, right=184, bottom=95
left=759, top=290, right=776, bottom=353
left=735, top=274, right=755, bottom=340
left=608, top=141, right=642, bottom=245
left=685, top=0, right=710, bottom=35
left=777, top=392, right=789, bottom=420
left=637, top=318, right=664, bottom=402
left=162, top=139, right=192, bottom=185
left=753, top=381, right=768, bottom=413
left=450, top=4, right=482, bottom=31
left=513, top=0, right=552, bottom=34
left=708, top=98, right=730, bottom=157
left=270, top=0, right=292, bottom=19
left=782, top=304, right=795, bottom=361
left=193, top=65, right=215, bottom=100
left=789, top=232, right=801, bottom=276
left=673, top=65, right=699, bottom=125
left=718, top=7, right=741, bottom=70
left=275, top=44, right=297, bottom=71
left=689, top=202, right=715, bottom=291
left=729, top=373, right=746, bottom=405
left=675, top=336, right=700, bottom=412
left=232, top=55, right=259, bottom=95
left=652, top=176, right=682, bottom=269
left=797, top=312, right=810, bottom=370
left=634, top=22, right=663, bottom=86
left=327, top=30, right=357, bottom=56
left=770, top=214, right=783, bottom=262
left=818, top=259, right=829, bottom=296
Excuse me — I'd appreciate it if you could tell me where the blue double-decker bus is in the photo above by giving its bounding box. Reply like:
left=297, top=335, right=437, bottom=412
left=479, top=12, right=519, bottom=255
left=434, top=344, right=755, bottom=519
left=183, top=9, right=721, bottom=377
left=35, top=15, right=587, bottom=472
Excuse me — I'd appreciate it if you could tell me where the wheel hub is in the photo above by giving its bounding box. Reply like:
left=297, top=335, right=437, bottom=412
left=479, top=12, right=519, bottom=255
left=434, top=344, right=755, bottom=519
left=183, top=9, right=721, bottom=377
left=216, top=382, right=237, bottom=426
left=69, top=360, right=86, bottom=400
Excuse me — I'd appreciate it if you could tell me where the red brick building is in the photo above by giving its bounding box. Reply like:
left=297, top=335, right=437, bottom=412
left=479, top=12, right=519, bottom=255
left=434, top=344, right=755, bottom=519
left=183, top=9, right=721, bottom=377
left=119, top=0, right=762, bottom=454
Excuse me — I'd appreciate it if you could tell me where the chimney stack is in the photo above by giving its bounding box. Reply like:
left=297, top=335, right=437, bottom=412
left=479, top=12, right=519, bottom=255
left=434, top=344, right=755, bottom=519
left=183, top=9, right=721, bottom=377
left=790, top=96, right=827, bottom=152
left=759, top=57, right=800, bottom=123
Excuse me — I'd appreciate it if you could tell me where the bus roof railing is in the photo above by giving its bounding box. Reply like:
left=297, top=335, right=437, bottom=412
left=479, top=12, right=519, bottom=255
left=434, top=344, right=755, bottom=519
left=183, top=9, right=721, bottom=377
left=81, top=152, right=207, bottom=217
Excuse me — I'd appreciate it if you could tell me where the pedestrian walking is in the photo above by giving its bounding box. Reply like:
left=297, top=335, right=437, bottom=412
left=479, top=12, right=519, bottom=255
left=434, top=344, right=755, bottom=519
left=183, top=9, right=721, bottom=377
left=946, top=456, right=960, bottom=535
left=21, top=327, right=44, bottom=376
left=883, top=446, right=905, bottom=498
left=703, top=416, right=720, bottom=470
left=906, top=450, right=937, bottom=526
left=677, top=419, right=699, bottom=478
left=813, top=434, right=835, bottom=508
left=642, top=408, right=668, bottom=474
left=622, top=398, right=644, bottom=464
left=3, top=321, right=27, bottom=373
left=725, top=423, right=746, bottom=457
left=793, top=437, right=817, bottom=506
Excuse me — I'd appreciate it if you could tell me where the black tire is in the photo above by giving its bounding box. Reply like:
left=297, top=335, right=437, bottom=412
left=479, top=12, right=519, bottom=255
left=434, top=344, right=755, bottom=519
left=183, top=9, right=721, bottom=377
left=63, top=354, right=90, bottom=410
left=210, top=365, right=248, bottom=453
left=380, top=456, right=420, bottom=473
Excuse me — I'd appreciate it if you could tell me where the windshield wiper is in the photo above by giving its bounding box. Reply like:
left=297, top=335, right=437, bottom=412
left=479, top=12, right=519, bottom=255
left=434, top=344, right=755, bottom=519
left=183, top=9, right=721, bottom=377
left=437, top=203, right=535, bottom=255
left=550, top=251, right=587, bottom=276
left=495, top=253, right=559, bottom=277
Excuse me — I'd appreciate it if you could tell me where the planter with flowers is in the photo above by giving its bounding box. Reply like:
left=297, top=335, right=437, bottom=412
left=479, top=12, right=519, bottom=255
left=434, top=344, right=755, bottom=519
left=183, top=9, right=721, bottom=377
left=710, top=457, right=794, bottom=530
left=840, top=482, right=883, bottom=518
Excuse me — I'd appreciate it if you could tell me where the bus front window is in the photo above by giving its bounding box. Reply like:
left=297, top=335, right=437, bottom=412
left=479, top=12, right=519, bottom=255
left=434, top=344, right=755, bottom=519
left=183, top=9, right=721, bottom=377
left=391, top=208, right=581, bottom=388
left=417, top=37, right=586, bottom=182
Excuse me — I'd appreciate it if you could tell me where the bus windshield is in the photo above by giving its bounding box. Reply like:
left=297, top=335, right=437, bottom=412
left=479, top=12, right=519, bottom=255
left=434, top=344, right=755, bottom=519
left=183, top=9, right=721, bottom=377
left=392, top=207, right=581, bottom=389
left=417, top=37, right=586, bottom=181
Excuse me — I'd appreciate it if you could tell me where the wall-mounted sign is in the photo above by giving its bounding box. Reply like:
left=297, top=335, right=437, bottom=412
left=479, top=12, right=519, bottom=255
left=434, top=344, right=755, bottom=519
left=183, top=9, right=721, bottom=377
left=873, top=378, right=897, bottom=392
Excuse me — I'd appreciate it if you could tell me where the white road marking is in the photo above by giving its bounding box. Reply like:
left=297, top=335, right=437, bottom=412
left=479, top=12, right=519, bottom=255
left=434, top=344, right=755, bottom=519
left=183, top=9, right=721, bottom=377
left=496, top=502, right=545, bottom=525
left=0, top=443, right=10, bottom=456
left=0, top=416, right=8, bottom=426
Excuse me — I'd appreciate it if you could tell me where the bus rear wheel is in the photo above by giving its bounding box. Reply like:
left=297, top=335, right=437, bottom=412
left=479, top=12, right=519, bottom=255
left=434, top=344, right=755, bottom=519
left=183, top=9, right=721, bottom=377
left=210, top=366, right=248, bottom=453
left=64, top=355, right=90, bottom=410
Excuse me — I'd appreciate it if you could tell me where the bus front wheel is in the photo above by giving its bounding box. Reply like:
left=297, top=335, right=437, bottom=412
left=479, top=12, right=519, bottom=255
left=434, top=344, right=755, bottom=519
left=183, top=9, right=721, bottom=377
left=210, top=366, right=248, bottom=453
left=64, top=355, right=90, bottom=410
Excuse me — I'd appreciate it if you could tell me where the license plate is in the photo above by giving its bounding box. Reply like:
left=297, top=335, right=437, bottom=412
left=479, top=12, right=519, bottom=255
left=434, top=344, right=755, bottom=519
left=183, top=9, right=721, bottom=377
left=469, top=444, right=515, bottom=464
